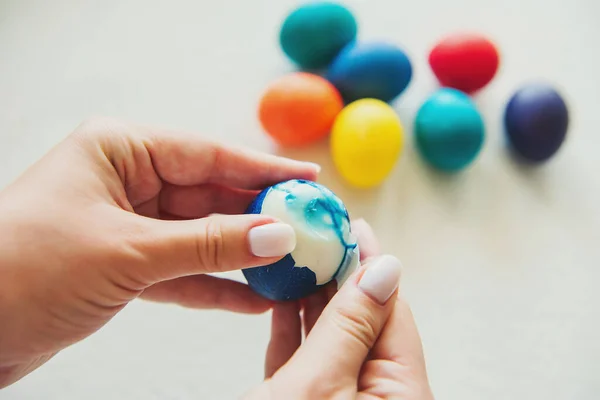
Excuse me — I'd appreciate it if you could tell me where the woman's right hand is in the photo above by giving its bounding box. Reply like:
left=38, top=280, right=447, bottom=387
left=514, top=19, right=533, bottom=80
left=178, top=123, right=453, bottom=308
left=245, top=220, right=434, bottom=399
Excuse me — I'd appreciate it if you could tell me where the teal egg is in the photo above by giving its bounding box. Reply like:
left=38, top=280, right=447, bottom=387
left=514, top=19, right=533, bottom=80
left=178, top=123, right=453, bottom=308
left=280, top=2, right=358, bottom=70
left=415, top=88, right=485, bottom=171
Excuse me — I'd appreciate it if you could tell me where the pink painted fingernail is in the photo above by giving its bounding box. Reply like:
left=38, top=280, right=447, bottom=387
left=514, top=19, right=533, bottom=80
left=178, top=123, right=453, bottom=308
left=358, top=255, right=402, bottom=304
left=306, top=162, right=322, bottom=173
left=248, top=223, right=296, bottom=257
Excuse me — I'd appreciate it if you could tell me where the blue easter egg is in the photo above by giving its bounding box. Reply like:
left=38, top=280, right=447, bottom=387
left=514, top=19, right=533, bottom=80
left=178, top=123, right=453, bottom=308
left=415, top=88, right=485, bottom=171
left=243, top=179, right=360, bottom=301
left=504, top=84, right=569, bottom=162
left=280, top=2, right=358, bottom=70
left=326, top=41, right=412, bottom=103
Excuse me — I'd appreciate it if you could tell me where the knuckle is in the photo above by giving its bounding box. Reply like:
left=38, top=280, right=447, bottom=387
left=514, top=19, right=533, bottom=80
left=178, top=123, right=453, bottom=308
left=197, top=219, right=225, bottom=269
left=73, top=116, right=118, bottom=138
left=70, top=117, right=136, bottom=148
left=330, top=303, right=379, bottom=350
left=199, top=143, right=222, bottom=182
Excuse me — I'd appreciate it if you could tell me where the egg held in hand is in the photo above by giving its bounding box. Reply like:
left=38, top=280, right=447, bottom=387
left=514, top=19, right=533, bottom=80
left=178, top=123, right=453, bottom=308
left=243, top=179, right=360, bottom=301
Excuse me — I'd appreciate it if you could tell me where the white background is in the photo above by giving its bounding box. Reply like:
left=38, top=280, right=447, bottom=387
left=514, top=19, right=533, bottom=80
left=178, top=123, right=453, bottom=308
left=1, top=0, right=599, bottom=398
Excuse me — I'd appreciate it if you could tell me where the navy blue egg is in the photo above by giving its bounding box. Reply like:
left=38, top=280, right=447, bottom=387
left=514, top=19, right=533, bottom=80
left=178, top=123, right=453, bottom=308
left=504, top=84, right=569, bottom=162
left=326, top=41, right=412, bottom=103
left=242, top=254, right=322, bottom=301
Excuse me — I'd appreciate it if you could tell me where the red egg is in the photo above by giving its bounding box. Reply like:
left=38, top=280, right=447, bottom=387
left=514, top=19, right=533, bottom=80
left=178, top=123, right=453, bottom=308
left=429, top=33, right=500, bottom=93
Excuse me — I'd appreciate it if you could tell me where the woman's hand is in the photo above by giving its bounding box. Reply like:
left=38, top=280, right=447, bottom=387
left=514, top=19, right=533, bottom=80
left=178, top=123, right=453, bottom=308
left=0, top=117, right=319, bottom=388
left=245, top=220, right=434, bottom=399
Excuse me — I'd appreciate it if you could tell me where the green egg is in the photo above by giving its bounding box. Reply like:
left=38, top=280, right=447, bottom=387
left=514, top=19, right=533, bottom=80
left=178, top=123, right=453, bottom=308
left=280, top=2, right=358, bottom=70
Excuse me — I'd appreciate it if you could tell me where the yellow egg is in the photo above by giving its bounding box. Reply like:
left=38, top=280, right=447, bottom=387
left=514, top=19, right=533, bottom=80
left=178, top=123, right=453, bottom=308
left=331, top=99, right=404, bottom=188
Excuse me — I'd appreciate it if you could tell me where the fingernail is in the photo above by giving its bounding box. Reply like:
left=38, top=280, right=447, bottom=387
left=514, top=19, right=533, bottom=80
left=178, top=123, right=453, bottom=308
left=248, top=223, right=296, bottom=257
left=306, top=162, right=322, bottom=174
left=358, top=255, right=402, bottom=304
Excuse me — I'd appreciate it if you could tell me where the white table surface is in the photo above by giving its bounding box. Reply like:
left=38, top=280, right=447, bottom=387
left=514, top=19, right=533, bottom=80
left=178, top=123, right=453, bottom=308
left=1, top=0, right=599, bottom=398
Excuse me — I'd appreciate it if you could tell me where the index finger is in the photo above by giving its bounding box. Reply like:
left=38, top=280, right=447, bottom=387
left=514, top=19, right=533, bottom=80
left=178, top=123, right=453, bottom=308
left=144, top=128, right=320, bottom=188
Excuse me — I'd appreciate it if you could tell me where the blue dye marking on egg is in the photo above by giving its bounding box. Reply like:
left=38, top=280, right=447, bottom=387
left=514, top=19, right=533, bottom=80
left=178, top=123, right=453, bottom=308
left=243, top=179, right=359, bottom=301
left=278, top=180, right=356, bottom=280
left=326, top=41, right=413, bottom=103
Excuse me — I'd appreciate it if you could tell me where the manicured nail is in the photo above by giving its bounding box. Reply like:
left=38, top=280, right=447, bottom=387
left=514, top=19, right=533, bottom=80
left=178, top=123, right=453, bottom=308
left=358, top=255, right=402, bottom=304
left=248, top=223, right=296, bottom=257
left=306, top=162, right=322, bottom=174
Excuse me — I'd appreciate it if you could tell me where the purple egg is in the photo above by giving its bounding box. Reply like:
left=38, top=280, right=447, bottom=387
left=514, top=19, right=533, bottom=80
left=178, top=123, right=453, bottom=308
left=504, top=84, right=569, bottom=162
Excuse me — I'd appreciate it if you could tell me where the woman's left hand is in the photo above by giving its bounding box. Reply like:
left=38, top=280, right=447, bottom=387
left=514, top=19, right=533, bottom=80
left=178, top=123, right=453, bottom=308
left=0, top=117, right=319, bottom=388
left=246, top=220, right=434, bottom=400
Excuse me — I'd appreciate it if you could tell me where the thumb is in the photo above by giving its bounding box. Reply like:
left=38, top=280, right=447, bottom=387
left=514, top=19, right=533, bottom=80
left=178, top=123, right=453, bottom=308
left=280, top=255, right=402, bottom=385
left=125, top=214, right=296, bottom=283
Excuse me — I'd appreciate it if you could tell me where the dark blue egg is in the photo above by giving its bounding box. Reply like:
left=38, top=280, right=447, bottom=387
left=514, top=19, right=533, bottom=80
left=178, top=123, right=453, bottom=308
left=504, top=84, right=569, bottom=162
left=243, top=179, right=359, bottom=301
left=242, top=253, right=325, bottom=302
left=326, top=41, right=412, bottom=103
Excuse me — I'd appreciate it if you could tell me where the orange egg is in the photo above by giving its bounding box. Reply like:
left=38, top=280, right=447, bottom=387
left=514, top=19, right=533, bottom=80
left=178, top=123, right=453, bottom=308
left=259, top=72, right=343, bottom=146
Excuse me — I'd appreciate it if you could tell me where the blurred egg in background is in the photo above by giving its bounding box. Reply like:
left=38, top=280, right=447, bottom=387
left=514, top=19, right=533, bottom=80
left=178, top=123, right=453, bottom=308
left=429, top=33, right=500, bottom=93
left=331, top=98, right=404, bottom=187
left=279, top=1, right=358, bottom=70
left=326, top=41, right=413, bottom=103
left=504, top=83, right=569, bottom=163
left=414, top=88, right=485, bottom=172
left=258, top=72, right=343, bottom=146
